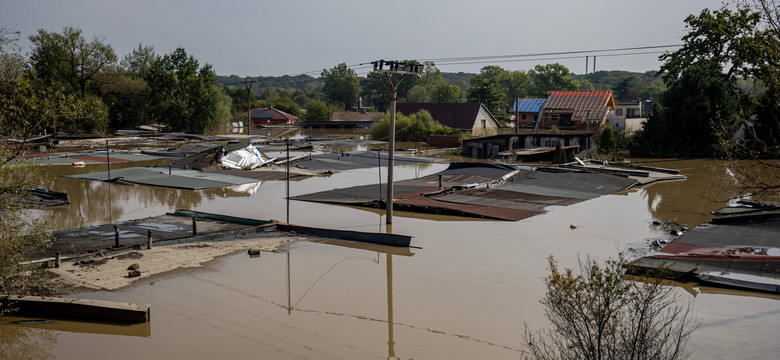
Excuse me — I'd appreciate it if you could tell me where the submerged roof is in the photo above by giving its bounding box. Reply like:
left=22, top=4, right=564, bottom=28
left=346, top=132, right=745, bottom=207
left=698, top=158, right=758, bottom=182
left=396, top=103, right=496, bottom=130
left=546, top=91, right=615, bottom=121
left=249, top=107, right=298, bottom=121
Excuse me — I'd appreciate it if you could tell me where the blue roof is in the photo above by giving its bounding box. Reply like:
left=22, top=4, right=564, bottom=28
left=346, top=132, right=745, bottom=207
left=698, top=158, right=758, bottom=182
left=512, top=98, right=547, bottom=113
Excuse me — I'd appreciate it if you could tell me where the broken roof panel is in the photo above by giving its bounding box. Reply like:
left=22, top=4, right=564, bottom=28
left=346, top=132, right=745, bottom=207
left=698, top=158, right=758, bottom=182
left=546, top=91, right=615, bottom=121
left=292, top=163, right=637, bottom=221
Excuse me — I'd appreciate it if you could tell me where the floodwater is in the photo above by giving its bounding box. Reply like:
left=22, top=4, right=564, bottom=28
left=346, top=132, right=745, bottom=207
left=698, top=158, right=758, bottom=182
left=5, top=155, right=780, bottom=359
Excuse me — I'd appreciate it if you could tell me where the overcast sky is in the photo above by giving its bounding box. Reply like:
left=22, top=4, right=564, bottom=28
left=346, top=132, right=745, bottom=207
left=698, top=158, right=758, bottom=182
left=1, top=0, right=728, bottom=77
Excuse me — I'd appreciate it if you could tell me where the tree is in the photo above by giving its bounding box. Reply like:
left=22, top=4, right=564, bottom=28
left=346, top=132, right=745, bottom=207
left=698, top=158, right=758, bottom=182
left=407, top=62, right=466, bottom=103
left=121, top=43, right=157, bottom=79
left=370, top=110, right=459, bottom=142
left=321, top=63, right=360, bottom=110
left=0, top=28, right=68, bottom=308
left=632, top=63, right=739, bottom=157
left=523, top=255, right=697, bottom=360
left=658, top=6, right=762, bottom=83
left=28, top=27, right=117, bottom=98
left=145, top=47, right=230, bottom=133
left=305, top=100, right=331, bottom=121
left=529, top=63, right=579, bottom=97
left=598, top=125, right=617, bottom=155
left=468, top=66, right=508, bottom=120
left=552, top=141, right=566, bottom=164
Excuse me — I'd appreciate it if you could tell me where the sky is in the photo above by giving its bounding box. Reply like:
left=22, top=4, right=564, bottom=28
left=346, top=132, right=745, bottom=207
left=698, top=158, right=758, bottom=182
left=1, top=0, right=729, bottom=78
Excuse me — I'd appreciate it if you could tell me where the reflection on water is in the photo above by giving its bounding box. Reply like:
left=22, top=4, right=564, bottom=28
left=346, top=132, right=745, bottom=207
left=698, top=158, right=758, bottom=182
left=634, top=159, right=734, bottom=227
left=35, top=161, right=257, bottom=230
left=0, top=318, right=58, bottom=360
left=17, top=157, right=780, bottom=359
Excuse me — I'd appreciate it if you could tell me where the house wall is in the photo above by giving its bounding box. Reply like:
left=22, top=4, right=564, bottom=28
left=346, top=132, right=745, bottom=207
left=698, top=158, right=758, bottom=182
left=471, top=107, right=500, bottom=136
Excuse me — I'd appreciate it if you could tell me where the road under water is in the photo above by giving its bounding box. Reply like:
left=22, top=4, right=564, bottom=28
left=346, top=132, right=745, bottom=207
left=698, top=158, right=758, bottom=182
left=4, top=156, right=779, bottom=359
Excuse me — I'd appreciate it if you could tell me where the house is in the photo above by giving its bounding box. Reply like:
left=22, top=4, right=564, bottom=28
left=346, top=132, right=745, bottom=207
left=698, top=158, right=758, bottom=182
left=511, top=98, right=547, bottom=128
left=331, top=111, right=384, bottom=122
left=540, top=91, right=616, bottom=131
left=462, top=130, right=592, bottom=160
left=248, top=107, right=298, bottom=127
left=395, top=103, right=501, bottom=135
left=607, top=100, right=646, bottom=134
left=300, top=110, right=383, bottom=130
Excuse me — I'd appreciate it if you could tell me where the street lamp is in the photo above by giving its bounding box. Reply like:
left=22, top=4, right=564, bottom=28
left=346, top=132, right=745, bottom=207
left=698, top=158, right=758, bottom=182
left=371, top=60, right=423, bottom=225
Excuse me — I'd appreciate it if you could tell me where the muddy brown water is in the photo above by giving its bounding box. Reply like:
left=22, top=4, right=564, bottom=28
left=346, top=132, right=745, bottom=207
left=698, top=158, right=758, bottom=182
left=5, top=157, right=779, bottom=359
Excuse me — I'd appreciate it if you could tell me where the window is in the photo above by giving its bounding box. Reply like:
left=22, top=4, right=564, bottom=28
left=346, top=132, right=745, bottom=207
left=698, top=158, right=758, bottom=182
left=521, top=114, right=527, bottom=120
left=481, top=119, right=486, bottom=128
left=616, top=109, right=623, bottom=116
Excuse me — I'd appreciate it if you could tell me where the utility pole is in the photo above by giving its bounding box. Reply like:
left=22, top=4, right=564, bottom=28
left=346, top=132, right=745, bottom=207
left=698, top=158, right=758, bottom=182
left=240, top=79, right=256, bottom=133
left=371, top=60, right=423, bottom=225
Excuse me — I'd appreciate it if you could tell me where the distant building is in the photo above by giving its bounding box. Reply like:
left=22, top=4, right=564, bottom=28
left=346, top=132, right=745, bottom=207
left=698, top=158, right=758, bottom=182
left=248, top=107, right=298, bottom=127
left=331, top=111, right=384, bottom=122
left=511, top=99, right=547, bottom=128
left=541, top=91, right=616, bottom=130
left=607, top=100, right=646, bottom=134
left=396, top=102, right=501, bottom=135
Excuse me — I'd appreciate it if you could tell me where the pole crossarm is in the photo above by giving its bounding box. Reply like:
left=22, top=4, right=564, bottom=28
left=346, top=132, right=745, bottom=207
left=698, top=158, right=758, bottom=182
left=371, top=60, right=423, bottom=225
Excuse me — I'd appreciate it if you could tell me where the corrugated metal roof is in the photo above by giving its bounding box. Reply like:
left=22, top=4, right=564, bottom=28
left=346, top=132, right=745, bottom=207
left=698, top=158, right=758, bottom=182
left=512, top=98, right=547, bottom=113
left=249, top=107, right=298, bottom=121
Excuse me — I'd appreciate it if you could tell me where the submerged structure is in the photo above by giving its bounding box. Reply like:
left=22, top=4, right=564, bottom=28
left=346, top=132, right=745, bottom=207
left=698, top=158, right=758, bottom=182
left=629, top=207, right=780, bottom=294
left=293, top=162, right=640, bottom=221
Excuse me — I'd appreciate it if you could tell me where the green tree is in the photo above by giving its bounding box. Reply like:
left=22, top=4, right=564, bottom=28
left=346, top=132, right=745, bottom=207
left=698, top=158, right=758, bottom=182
left=0, top=28, right=77, bottom=306
left=145, top=47, right=230, bottom=133
left=468, top=66, right=508, bottom=120
left=529, top=63, right=580, bottom=96
left=523, top=255, right=697, bottom=360
left=658, top=6, right=762, bottom=83
left=28, top=27, right=117, bottom=98
left=370, top=110, right=459, bottom=141
left=305, top=100, right=331, bottom=121
left=321, top=63, right=360, bottom=110
left=121, top=43, right=157, bottom=79
left=407, top=62, right=466, bottom=103
left=552, top=141, right=566, bottom=164
left=633, top=63, right=739, bottom=157
left=598, top=125, right=617, bottom=154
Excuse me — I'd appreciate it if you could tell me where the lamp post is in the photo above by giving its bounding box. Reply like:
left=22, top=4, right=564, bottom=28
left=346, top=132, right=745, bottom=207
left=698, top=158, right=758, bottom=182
left=371, top=60, right=423, bottom=225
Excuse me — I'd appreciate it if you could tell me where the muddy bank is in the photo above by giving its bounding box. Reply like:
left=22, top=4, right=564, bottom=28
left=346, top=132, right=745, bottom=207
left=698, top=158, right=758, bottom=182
left=48, top=234, right=297, bottom=292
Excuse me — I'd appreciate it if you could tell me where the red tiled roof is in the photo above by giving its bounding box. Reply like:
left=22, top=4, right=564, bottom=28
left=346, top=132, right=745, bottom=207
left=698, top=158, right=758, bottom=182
left=546, top=91, right=615, bottom=121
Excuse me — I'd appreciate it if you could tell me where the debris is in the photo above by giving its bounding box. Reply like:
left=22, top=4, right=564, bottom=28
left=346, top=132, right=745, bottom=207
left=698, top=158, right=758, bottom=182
left=72, top=161, right=86, bottom=167
left=247, top=249, right=261, bottom=256
left=127, top=270, right=141, bottom=278
left=127, top=263, right=140, bottom=271
left=570, top=224, right=578, bottom=230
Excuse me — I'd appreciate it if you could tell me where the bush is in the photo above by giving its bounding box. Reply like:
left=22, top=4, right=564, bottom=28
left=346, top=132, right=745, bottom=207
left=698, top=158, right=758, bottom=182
left=523, top=255, right=698, bottom=360
left=370, top=109, right=459, bottom=141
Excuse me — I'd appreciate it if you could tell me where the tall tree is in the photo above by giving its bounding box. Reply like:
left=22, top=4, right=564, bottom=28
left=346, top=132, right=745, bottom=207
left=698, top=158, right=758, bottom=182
left=529, top=63, right=580, bottom=96
left=321, top=63, right=360, bottom=110
left=658, top=6, right=762, bottom=83
left=468, top=66, right=508, bottom=119
left=28, top=27, right=117, bottom=98
left=145, top=47, right=230, bottom=133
